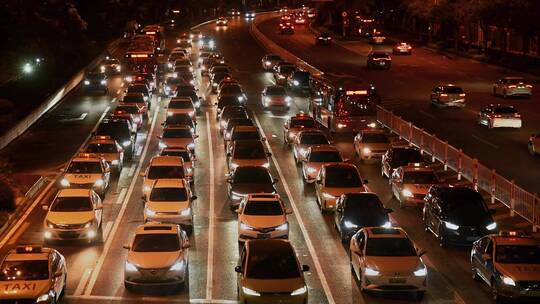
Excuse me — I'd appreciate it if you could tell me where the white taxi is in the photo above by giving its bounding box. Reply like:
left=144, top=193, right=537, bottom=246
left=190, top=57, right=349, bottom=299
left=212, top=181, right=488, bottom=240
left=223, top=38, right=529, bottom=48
left=390, top=163, right=440, bottom=208
left=82, top=135, right=124, bottom=174
left=236, top=194, right=291, bottom=242
left=59, top=153, right=111, bottom=197
left=141, top=156, right=186, bottom=198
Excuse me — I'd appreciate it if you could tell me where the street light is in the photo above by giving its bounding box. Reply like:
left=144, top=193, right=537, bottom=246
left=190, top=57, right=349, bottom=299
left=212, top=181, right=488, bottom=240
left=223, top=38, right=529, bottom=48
left=22, top=63, right=33, bottom=74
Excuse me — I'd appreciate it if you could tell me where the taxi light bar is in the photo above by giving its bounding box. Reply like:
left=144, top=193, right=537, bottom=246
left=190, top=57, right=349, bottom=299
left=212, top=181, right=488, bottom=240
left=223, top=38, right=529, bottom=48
left=78, top=153, right=98, bottom=158
left=16, top=245, right=43, bottom=253
left=499, top=230, right=528, bottom=237
left=94, top=135, right=112, bottom=140
left=345, top=90, right=368, bottom=95
left=145, top=31, right=156, bottom=35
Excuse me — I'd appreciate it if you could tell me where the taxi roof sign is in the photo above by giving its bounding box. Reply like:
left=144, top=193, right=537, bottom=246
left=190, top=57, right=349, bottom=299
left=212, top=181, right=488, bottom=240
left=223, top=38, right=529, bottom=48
left=77, top=153, right=98, bottom=158
left=499, top=230, right=528, bottom=237
left=16, top=245, right=43, bottom=254
left=94, top=135, right=112, bottom=140
left=345, top=90, right=368, bottom=96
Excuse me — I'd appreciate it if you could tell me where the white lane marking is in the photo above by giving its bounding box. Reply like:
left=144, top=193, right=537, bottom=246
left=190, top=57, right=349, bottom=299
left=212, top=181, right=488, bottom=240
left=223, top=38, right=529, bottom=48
left=66, top=295, right=237, bottom=303
left=127, top=165, right=136, bottom=177
left=135, top=145, right=143, bottom=156
left=111, top=97, right=117, bottom=103
left=419, top=110, right=436, bottom=119
left=253, top=115, right=336, bottom=304
left=116, top=89, right=121, bottom=94
left=205, top=112, right=215, bottom=301
left=472, top=135, right=499, bottom=149
left=0, top=180, right=54, bottom=248
left=74, top=268, right=92, bottom=296
left=83, top=105, right=160, bottom=296
left=115, top=188, right=127, bottom=205
left=7, top=222, right=30, bottom=245
left=102, top=221, right=114, bottom=240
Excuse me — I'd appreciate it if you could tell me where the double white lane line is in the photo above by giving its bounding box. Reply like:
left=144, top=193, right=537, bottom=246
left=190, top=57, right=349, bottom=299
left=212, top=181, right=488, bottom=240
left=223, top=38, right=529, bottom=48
left=205, top=112, right=216, bottom=300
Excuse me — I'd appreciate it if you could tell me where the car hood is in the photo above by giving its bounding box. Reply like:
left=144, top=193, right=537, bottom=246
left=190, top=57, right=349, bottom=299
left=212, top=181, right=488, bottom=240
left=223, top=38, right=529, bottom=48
left=232, top=184, right=275, bottom=195
left=343, top=212, right=388, bottom=228
left=128, top=251, right=183, bottom=269
left=497, top=263, right=540, bottom=281
left=146, top=201, right=189, bottom=212
left=446, top=212, right=493, bottom=227
left=0, top=280, right=52, bottom=299
left=243, top=277, right=304, bottom=294
left=162, top=138, right=193, bottom=148
left=365, top=256, right=422, bottom=275
left=64, top=173, right=101, bottom=183
left=324, top=187, right=366, bottom=197
left=241, top=215, right=286, bottom=229
left=46, top=211, right=95, bottom=225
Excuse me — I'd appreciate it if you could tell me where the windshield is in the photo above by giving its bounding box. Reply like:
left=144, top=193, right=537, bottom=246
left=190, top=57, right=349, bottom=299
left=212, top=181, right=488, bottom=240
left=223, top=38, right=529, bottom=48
left=232, top=131, right=260, bottom=141
left=132, top=234, right=180, bottom=252
left=392, top=149, right=423, bottom=166
left=85, top=143, right=117, bottom=153
left=0, top=260, right=49, bottom=281
left=87, top=73, right=103, bottom=80
left=300, top=133, right=328, bottom=145
left=279, top=66, right=295, bottom=74
left=161, top=151, right=191, bottom=162
left=442, top=190, right=488, bottom=218
left=218, top=97, right=241, bottom=108
left=128, top=86, right=147, bottom=94
left=244, top=201, right=283, bottom=215
left=495, top=245, right=540, bottom=264
left=325, top=167, right=361, bottom=188
left=403, top=171, right=437, bottom=184
left=234, top=143, right=266, bottom=159
left=371, top=53, right=389, bottom=59
left=147, top=166, right=185, bottom=179
left=506, top=78, right=527, bottom=84
left=96, top=123, right=130, bottom=139
left=221, top=86, right=242, bottom=95
left=123, top=95, right=143, bottom=103
left=227, top=119, right=253, bottom=129
left=336, top=95, right=376, bottom=117
left=116, top=105, right=140, bottom=114
left=290, top=119, right=316, bottom=128
left=149, top=187, right=188, bottom=201
left=165, top=114, right=192, bottom=125
left=213, top=67, right=230, bottom=74
left=442, top=86, right=464, bottom=94
left=175, top=66, right=191, bottom=73
left=293, top=72, right=310, bottom=83
left=309, top=150, right=342, bottom=162
left=266, top=87, right=286, bottom=95
left=494, top=107, right=517, bottom=114
left=51, top=197, right=93, bottom=212
left=169, top=100, right=192, bottom=109
left=362, top=133, right=389, bottom=143
left=163, top=129, right=192, bottom=138
left=67, top=161, right=102, bottom=173
left=365, top=238, right=417, bottom=256
left=246, top=249, right=300, bottom=279
left=234, top=168, right=272, bottom=184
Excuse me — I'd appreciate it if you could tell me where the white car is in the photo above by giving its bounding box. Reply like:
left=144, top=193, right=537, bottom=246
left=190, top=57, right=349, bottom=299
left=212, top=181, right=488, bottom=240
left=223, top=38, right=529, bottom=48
left=493, top=77, right=533, bottom=98
left=141, top=156, right=187, bottom=198
left=301, top=145, right=344, bottom=183
left=477, top=104, right=522, bottom=129
left=167, top=97, right=196, bottom=118
left=124, top=223, right=190, bottom=291
left=353, top=129, right=391, bottom=161
left=59, top=153, right=111, bottom=197
left=350, top=227, right=427, bottom=300
left=236, top=194, right=291, bottom=242
left=158, top=125, right=198, bottom=153
left=293, top=130, right=329, bottom=163
left=144, top=179, right=196, bottom=233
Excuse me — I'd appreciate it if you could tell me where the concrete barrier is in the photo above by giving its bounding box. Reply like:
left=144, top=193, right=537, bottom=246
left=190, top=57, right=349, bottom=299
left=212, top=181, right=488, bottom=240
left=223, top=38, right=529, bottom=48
left=0, top=39, right=121, bottom=150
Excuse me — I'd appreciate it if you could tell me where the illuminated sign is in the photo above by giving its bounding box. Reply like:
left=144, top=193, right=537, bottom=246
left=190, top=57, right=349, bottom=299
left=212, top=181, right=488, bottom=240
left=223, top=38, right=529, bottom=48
left=345, top=90, right=368, bottom=95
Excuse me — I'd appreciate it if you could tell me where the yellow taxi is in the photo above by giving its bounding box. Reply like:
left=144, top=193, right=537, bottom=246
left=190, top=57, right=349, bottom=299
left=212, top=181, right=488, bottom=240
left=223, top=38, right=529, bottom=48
left=390, top=163, right=440, bottom=208
left=141, top=156, right=186, bottom=198
left=301, top=145, right=344, bottom=183
left=471, top=231, right=540, bottom=302
left=353, top=129, right=391, bottom=161
left=0, top=245, right=67, bottom=303
left=236, top=194, right=291, bottom=242
left=315, top=163, right=368, bottom=212
left=350, top=227, right=427, bottom=300
left=82, top=135, right=124, bottom=174
left=283, top=112, right=317, bottom=144
left=160, top=147, right=195, bottom=182
left=43, top=189, right=104, bottom=243
left=59, top=153, right=111, bottom=197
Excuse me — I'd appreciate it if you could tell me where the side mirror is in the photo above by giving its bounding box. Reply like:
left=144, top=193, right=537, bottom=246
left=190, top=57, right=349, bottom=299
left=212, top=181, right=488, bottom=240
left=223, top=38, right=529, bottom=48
left=384, top=208, right=393, bottom=213
left=234, top=266, right=242, bottom=273
left=59, top=168, right=65, bottom=173
left=54, top=271, right=63, bottom=278
left=226, top=152, right=232, bottom=157
left=214, top=102, right=218, bottom=106
left=285, top=209, right=293, bottom=215
left=302, top=265, right=310, bottom=272
left=226, top=178, right=232, bottom=183
left=336, top=207, right=343, bottom=212
left=42, top=205, right=49, bottom=211
left=183, top=240, right=191, bottom=249
left=105, top=167, right=111, bottom=173
left=123, top=244, right=131, bottom=250
left=194, top=135, right=199, bottom=139
left=96, top=203, right=104, bottom=210
left=363, top=179, right=369, bottom=184
left=262, top=137, right=267, bottom=142
left=191, top=195, right=197, bottom=200
left=141, top=196, right=147, bottom=201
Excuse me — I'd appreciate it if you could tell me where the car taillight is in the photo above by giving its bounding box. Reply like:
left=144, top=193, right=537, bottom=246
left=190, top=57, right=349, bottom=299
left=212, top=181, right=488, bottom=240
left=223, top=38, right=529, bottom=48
left=493, top=114, right=502, bottom=118
left=459, top=93, right=466, bottom=97
left=526, top=85, right=533, bottom=88
left=508, top=85, right=516, bottom=88
left=514, top=113, right=521, bottom=118
left=440, top=93, right=448, bottom=97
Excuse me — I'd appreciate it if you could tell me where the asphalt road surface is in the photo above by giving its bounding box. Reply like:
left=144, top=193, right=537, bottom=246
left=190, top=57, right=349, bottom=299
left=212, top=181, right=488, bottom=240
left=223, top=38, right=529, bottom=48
left=0, top=14, right=532, bottom=304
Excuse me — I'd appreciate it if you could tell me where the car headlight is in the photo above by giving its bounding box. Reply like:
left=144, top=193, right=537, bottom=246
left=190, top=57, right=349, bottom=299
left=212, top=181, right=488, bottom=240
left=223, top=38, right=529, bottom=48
left=362, top=147, right=371, bottom=155
left=231, top=191, right=245, bottom=200
left=293, top=80, right=299, bottom=86
left=84, top=80, right=90, bottom=85
left=444, top=221, right=460, bottom=230
left=275, top=222, right=288, bottom=231
left=194, top=101, right=201, bottom=108
left=486, top=222, right=497, bottom=231
left=100, top=65, right=105, bottom=72
left=337, top=123, right=347, bottom=128
left=240, top=222, right=254, bottom=230
left=368, top=122, right=377, bottom=128
left=364, top=267, right=380, bottom=276
left=180, top=207, right=191, bottom=216
left=143, top=185, right=151, bottom=193
left=306, top=167, right=317, bottom=174
left=187, top=143, right=195, bottom=150
left=36, top=291, right=53, bottom=302
left=125, top=76, right=132, bottom=82
left=290, top=285, right=307, bottom=296
left=100, top=80, right=107, bottom=85
left=382, top=221, right=392, bottom=228
left=264, top=96, right=271, bottom=102
left=502, top=276, right=516, bottom=286
left=188, top=111, right=195, bottom=117
left=322, top=192, right=335, bottom=200
left=238, top=96, right=244, bottom=102
left=122, top=140, right=131, bottom=147
left=230, top=162, right=239, bottom=170
left=170, top=260, right=185, bottom=272
left=265, top=60, right=271, bottom=65
left=242, top=286, right=260, bottom=296
left=116, top=66, right=121, bottom=72
left=145, top=208, right=156, bottom=217
left=60, top=178, right=70, bottom=187
left=343, top=221, right=358, bottom=229
left=125, top=261, right=138, bottom=272
left=401, top=189, right=413, bottom=198
left=298, top=148, right=307, bottom=156
left=262, top=162, right=270, bottom=168
left=94, top=179, right=104, bottom=187
left=159, top=141, right=167, bottom=149
left=83, top=220, right=93, bottom=228
left=285, top=96, right=292, bottom=102
left=414, top=265, right=427, bottom=277
left=111, top=160, right=119, bottom=166
left=173, top=73, right=178, bottom=78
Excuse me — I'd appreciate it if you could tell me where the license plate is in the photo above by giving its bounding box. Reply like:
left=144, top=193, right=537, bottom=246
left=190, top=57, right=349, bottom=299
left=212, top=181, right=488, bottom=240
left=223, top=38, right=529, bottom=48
left=389, top=278, right=406, bottom=284
left=258, top=233, right=270, bottom=239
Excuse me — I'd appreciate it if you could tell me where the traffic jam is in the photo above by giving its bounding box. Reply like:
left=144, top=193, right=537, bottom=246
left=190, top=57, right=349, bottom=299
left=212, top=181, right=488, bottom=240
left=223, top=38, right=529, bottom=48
left=0, top=5, right=539, bottom=304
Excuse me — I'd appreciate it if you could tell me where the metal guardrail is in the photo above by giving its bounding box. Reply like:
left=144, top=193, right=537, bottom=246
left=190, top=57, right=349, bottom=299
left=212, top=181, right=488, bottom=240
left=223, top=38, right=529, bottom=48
left=377, top=106, right=539, bottom=232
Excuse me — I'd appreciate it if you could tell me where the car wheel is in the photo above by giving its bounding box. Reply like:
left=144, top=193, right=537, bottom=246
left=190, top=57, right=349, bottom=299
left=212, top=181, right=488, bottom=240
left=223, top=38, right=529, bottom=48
left=438, top=226, right=447, bottom=248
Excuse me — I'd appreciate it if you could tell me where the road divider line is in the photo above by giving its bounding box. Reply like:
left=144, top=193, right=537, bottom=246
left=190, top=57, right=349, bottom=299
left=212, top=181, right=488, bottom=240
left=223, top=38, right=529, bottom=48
left=67, top=295, right=237, bottom=303
left=83, top=105, right=160, bottom=296
left=0, top=180, right=54, bottom=249
left=205, top=112, right=215, bottom=301
left=74, top=268, right=92, bottom=296
left=135, top=145, right=143, bottom=156
left=472, top=134, right=499, bottom=149
left=115, top=188, right=127, bottom=205
left=102, top=221, right=114, bottom=240
left=127, top=165, right=136, bottom=177
left=253, top=115, right=336, bottom=304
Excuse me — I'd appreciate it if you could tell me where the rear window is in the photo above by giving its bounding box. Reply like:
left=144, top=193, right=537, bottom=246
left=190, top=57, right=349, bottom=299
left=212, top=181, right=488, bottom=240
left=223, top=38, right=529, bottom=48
left=361, top=133, right=389, bottom=143
left=266, top=86, right=286, bottom=95
left=442, top=86, right=464, bottom=94
left=244, top=201, right=283, bottom=215
left=169, top=100, right=192, bottom=109
left=493, top=107, right=517, bottom=114
left=246, top=247, right=300, bottom=279
left=149, top=187, right=188, bottom=202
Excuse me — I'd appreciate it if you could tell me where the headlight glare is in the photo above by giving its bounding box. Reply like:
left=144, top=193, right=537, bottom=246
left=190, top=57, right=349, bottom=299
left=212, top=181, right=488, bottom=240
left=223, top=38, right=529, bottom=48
left=444, top=221, right=459, bottom=230
left=365, top=267, right=379, bottom=276
left=414, top=265, right=427, bottom=276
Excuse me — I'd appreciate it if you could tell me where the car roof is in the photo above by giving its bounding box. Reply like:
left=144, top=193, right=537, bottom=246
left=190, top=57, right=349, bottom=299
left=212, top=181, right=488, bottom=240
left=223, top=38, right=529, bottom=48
left=247, top=193, right=281, bottom=201
left=72, top=153, right=103, bottom=162
left=56, top=188, right=92, bottom=197
left=153, top=178, right=187, bottom=188
left=232, top=125, right=258, bottom=132
left=149, top=156, right=184, bottom=166
left=365, top=227, right=408, bottom=238
left=135, top=223, right=180, bottom=235
left=247, top=239, right=294, bottom=253
left=170, top=97, right=193, bottom=103
left=5, top=246, right=52, bottom=261
left=298, top=130, right=325, bottom=136
left=309, top=145, right=338, bottom=152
